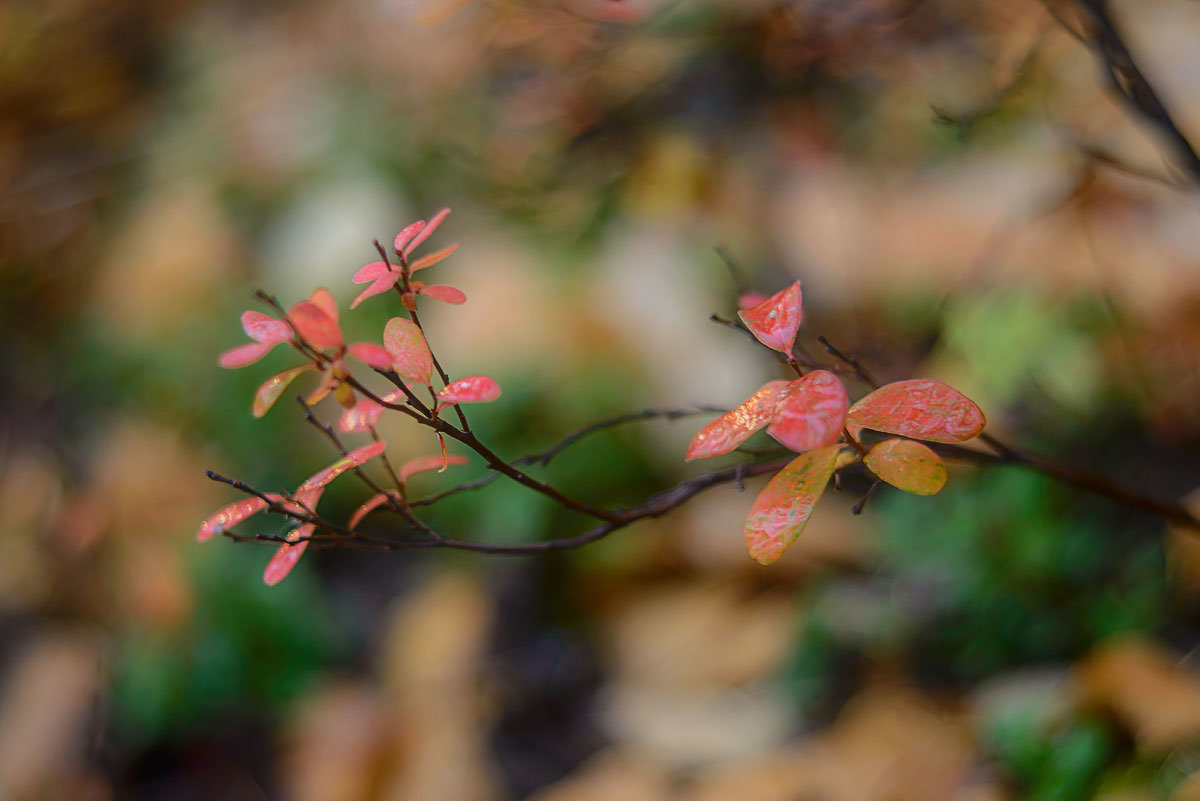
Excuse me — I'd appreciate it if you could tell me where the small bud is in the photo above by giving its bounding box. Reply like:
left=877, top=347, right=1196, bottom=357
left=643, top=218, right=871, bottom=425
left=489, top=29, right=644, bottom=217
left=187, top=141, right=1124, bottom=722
left=335, top=382, right=356, bottom=408
left=401, top=292, right=418, bottom=312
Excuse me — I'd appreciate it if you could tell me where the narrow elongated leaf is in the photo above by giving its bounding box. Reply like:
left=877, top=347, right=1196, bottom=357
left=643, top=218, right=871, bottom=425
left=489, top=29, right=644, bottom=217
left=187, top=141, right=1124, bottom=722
left=847, top=379, right=986, bottom=443
left=393, top=220, right=426, bottom=253
left=767, top=370, right=848, bottom=453
left=864, top=438, right=947, bottom=495
left=737, top=281, right=803, bottom=354
left=263, top=525, right=311, bottom=586
left=409, top=243, right=459, bottom=272
left=297, top=440, right=386, bottom=494
left=383, top=317, right=434, bottom=385
left=241, top=311, right=291, bottom=344
left=347, top=342, right=393, bottom=369
left=685, top=381, right=791, bottom=461
left=218, top=341, right=272, bottom=368
left=437, top=376, right=500, bottom=406
left=353, top=261, right=391, bottom=283
left=289, top=301, right=343, bottom=350
left=348, top=490, right=404, bottom=529
left=253, top=365, right=315, bottom=418
left=351, top=273, right=401, bottom=309
left=745, top=445, right=840, bottom=565
left=308, top=287, right=339, bottom=325
left=405, top=207, right=450, bottom=254
left=400, top=454, right=469, bottom=483
left=197, top=494, right=283, bottom=542
left=419, top=284, right=466, bottom=304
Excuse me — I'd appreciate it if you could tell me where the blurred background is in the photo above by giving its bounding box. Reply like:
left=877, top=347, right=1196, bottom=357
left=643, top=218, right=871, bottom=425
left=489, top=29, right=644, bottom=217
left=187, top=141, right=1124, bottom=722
left=2, top=0, right=1200, bottom=798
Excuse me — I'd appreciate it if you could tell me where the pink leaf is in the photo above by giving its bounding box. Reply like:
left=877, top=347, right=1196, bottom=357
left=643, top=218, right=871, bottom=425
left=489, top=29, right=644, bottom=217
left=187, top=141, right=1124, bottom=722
left=383, top=318, right=434, bottom=385
left=744, top=444, right=840, bottom=565
left=736, top=281, right=803, bottom=354
left=846, top=379, right=986, bottom=443
left=308, top=287, right=339, bottom=326
left=352, top=261, right=391, bottom=284
left=348, top=490, right=404, bottom=529
left=766, top=370, right=848, bottom=453
left=197, top=495, right=282, bottom=542
left=404, top=207, right=450, bottom=254
left=399, top=454, right=469, bottom=483
left=253, top=365, right=315, bottom=418
left=863, top=438, right=947, bottom=496
left=350, top=273, right=401, bottom=309
left=737, top=292, right=769, bottom=310
left=263, top=525, right=311, bottom=586
left=297, top=440, right=386, bottom=493
left=338, top=398, right=382, bottom=432
left=393, top=220, right=426, bottom=254
left=347, top=342, right=393, bottom=370
left=241, top=311, right=291, bottom=344
left=218, top=341, right=272, bottom=369
left=418, top=284, right=466, bottom=304
left=437, top=376, right=500, bottom=407
left=685, top=381, right=791, bottom=461
left=408, top=243, right=459, bottom=273
left=289, top=301, right=343, bottom=350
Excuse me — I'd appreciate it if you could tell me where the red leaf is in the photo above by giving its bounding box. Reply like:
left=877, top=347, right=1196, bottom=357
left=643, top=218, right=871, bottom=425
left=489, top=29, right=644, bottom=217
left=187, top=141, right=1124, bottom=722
left=419, top=284, right=466, bottom=304
left=308, top=287, right=339, bottom=326
left=218, top=341, right=272, bottom=368
left=263, top=525, right=311, bottom=586
left=253, top=365, right=315, bottom=418
left=409, top=243, right=459, bottom=273
left=744, top=444, right=840, bottom=565
left=347, top=342, right=393, bottom=370
left=353, top=261, right=391, bottom=283
left=348, top=490, right=404, bottom=529
left=297, top=440, right=386, bottom=493
left=766, top=370, right=848, bottom=453
left=399, top=453, right=469, bottom=483
left=393, top=220, right=426, bottom=254
left=864, top=438, right=947, bottom=495
left=437, top=376, right=500, bottom=407
left=737, top=292, right=769, bottom=310
left=350, top=273, right=401, bottom=309
left=737, top=281, right=803, bottom=354
left=847, top=379, right=986, bottom=443
left=405, top=207, right=450, bottom=254
left=241, top=311, right=291, bottom=344
left=383, top=318, right=433, bottom=385
left=685, top=381, right=791, bottom=461
left=197, top=495, right=282, bottom=542
left=289, top=301, right=343, bottom=350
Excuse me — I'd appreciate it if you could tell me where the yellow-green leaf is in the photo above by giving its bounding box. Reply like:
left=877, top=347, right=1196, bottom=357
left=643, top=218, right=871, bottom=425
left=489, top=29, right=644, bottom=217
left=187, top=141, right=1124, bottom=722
left=863, top=438, right=947, bottom=495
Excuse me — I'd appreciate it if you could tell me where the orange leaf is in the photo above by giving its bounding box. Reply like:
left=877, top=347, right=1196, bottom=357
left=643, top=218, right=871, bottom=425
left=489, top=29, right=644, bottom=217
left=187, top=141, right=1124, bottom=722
left=863, top=438, right=947, bottom=495
left=737, top=281, right=803, bottom=354
left=399, top=453, right=469, bottom=483
left=297, top=441, right=386, bottom=494
left=847, top=379, right=986, bottom=443
left=437, top=376, right=500, bottom=406
left=744, top=444, right=840, bottom=565
left=289, top=301, right=343, bottom=350
left=383, top=317, right=433, bottom=385
left=409, top=243, right=459, bottom=272
left=253, top=365, right=315, bottom=418
left=419, top=284, right=466, bottom=304
left=766, top=370, right=847, bottom=453
left=308, top=287, right=339, bottom=326
left=685, top=381, right=791, bottom=461
left=263, top=525, right=311, bottom=586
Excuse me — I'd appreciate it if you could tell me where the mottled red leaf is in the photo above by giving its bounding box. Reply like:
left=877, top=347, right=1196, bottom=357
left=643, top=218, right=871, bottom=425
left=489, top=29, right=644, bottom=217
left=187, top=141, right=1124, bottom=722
left=847, top=379, right=986, bottom=443
left=241, top=311, right=291, bottom=344
left=348, top=490, right=404, bottom=529
left=419, top=284, right=466, bottom=304
left=408, top=243, right=459, bottom=273
left=297, top=440, right=386, bottom=494
left=744, top=444, right=840, bottom=565
left=196, top=494, right=282, bottom=542
left=347, top=342, right=393, bottom=370
left=253, top=365, right=315, bottom=418
left=766, top=370, right=848, bottom=453
left=737, top=281, right=803, bottom=354
left=685, top=381, right=791, bottom=461
left=399, top=453, right=469, bottom=483
left=350, top=272, right=401, bottom=309
left=308, top=287, right=339, bottom=326
left=864, top=438, right=947, bottom=495
left=263, top=525, right=311, bottom=586
left=437, top=376, right=500, bottom=407
left=404, top=207, right=450, bottom=254
left=218, top=341, right=272, bottom=368
left=383, top=318, right=433, bottom=385
left=393, top=220, right=426, bottom=254
left=289, top=301, right=343, bottom=350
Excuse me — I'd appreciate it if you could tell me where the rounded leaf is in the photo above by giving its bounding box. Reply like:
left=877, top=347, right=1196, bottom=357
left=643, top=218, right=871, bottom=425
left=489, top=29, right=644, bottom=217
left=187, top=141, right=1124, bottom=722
left=399, top=453, right=469, bottom=483
left=308, top=287, right=339, bottom=326
left=263, top=526, right=311, bottom=586
left=766, top=370, right=848, bottom=453
left=383, top=317, right=434, bottom=385
left=289, top=301, right=343, bottom=350
left=419, top=284, right=466, bottom=304
left=241, top=311, right=291, bottom=344
left=218, top=341, right=272, bottom=369
left=745, top=444, right=840, bottom=565
left=847, top=379, right=986, bottom=443
left=864, top=438, right=947, bottom=495
left=685, top=381, right=791, bottom=461
left=437, top=376, right=500, bottom=406
left=253, top=365, right=315, bottom=418
left=737, top=281, right=803, bottom=354
left=347, top=342, right=393, bottom=370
